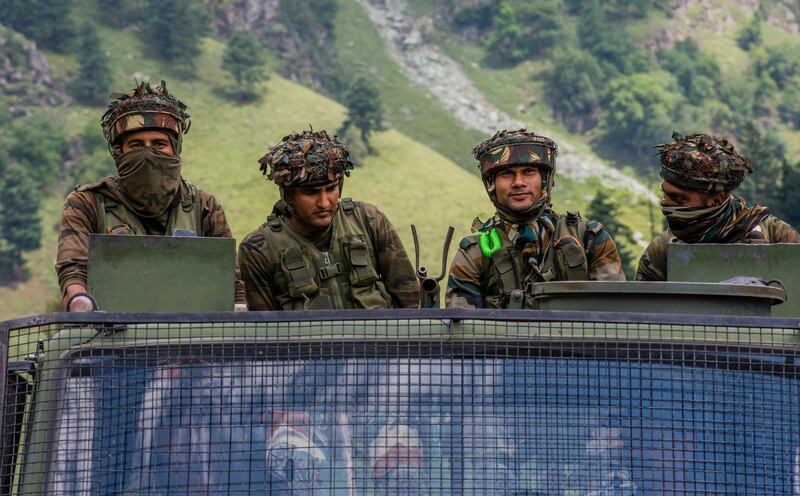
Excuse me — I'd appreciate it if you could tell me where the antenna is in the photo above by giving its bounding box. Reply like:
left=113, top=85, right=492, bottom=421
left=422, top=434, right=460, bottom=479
left=410, top=225, right=455, bottom=308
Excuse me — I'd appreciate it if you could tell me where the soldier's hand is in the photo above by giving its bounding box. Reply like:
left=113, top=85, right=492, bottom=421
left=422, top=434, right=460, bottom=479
left=67, top=293, right=98, bottom=312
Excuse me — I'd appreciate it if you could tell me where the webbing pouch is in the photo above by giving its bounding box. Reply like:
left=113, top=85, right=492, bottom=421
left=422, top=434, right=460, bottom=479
left=491, top=248, right=519, bottom=294
left=347, top=239, right=378, bottom=287
left=281, top=247, right=318, bottom=298
left=554, top=236, right=588, bottom=280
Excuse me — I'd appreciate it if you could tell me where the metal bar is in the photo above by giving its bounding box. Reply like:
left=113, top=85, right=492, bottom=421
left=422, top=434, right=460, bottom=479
left=0, top=328, right=7, bottom=455
left=2, top=309, right=799, bottom=332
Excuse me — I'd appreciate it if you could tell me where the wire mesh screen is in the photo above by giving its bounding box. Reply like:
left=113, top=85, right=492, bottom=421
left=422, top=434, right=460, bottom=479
left=2, top=312, right=800, bottom=495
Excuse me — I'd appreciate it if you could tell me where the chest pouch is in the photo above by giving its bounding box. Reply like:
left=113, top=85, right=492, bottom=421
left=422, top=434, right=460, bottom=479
left=491, top=247, right=520, bottom=294
left=281, top=246, right=319, bottom=298
left=345, top=237, right=390, bottom=309
left=346, top=238, right=379, bottom=287
left=554, top=235, right=588, bottom=280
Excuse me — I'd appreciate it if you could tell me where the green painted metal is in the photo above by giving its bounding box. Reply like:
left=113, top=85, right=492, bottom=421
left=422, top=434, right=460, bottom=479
left=529, top=281, right=785, bottom=316
left=87, top=235, right=235, bottom=312
left=667, top=243, right=800, bottom=317
left=10, top=315, right=800, bottom=493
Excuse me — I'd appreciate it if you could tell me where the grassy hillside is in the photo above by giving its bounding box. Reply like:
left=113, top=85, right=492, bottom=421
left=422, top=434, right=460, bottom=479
left=0, top=33, right=488, bottom=321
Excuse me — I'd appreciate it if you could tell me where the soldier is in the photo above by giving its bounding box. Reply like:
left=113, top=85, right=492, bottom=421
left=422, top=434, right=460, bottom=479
left=636, top=132, right=800, bottom=281
left=56, top=80, right=246, bottom=312
left=238, top=129, right=418, bottom=310
left=446, top=129, right=625, bottom=309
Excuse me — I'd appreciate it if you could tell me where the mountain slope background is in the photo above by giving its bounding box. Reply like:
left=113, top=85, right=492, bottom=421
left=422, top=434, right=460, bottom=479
left=1, top=0, right=797, bottom=319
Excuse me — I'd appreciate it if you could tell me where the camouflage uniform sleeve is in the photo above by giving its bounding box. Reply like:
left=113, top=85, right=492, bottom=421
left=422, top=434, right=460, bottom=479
left=237, top=228, right=278, bottom=311
left=587, top=227, right=626, bottom=281
left=55, top=190, right=99, bottom=296
left=445, top=236, right=485, bottom=309
left=363, top=204, right=419, bottom=308
left=197, top=189, right=246, bottom=305
left=635, top=233, right=668, bottom=281
left=765, top=216, right=800, bottom=243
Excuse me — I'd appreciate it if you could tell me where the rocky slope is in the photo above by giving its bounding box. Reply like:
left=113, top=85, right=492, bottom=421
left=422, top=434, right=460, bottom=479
left=0, top=24, right=66, bottom=115
left=355, top=0, right=656, bottom=200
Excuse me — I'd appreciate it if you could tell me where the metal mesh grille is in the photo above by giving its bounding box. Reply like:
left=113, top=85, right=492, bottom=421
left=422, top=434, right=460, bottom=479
left=2, top=311, right=799, bottom=495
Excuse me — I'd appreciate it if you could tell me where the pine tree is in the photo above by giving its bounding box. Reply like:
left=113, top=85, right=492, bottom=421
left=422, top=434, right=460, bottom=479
left=69, top=23, right=113, bottom=105
left=95, top=0, right=144, bottom=27
left=140, top=0, right=208, bottom=72
left=338, top=77, right=384, bottom=154
left=737, top=16, right=762, bottom=51
left=586, top=191, right=636, bottom=277
left=0, top=164, right=41, bottom=282
left=222, top=30, right=268, bottom=101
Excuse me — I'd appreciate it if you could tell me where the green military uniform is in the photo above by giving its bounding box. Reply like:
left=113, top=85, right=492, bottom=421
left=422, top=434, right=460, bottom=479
left=239, top=130, right=418, bottom=310
left=55, top=81, right=245, bottom=305
left=636, top=215, right=800, bottom=281
left=446, top=129, right=625, bottom=309
left=636, top=133, right=800, bottom=281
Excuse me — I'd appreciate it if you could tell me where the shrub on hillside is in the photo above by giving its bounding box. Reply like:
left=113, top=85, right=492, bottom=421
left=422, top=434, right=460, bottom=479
left=140, top=0, right=208, bottom=73
left=737, top=17, right=762, bottom=51
left=222, top=30, right=268, bottom=102
left=779, top=77, right=800, bottom=128
left=657, top=39, right=721, bottom=104
left=485, top=0, right=564, bottom=65
left=755, top=45, right=800, bottom=90
left=1, top=0, right=76, bottom=53
left=69, top=23, right=113, bottom=105
left=600, top=71, right=684, bottom=162
left=338, top=77, right=384, bottom=155
left=543, top=48, right=604, bottom=133
left=0, top=164, right=41, bottom=282
left=577, top=3, right=653, bottom=77
left=95, top=0, right=146, bottom=28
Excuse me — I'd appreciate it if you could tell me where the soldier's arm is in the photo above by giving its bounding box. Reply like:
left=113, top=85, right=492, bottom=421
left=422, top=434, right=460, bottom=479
left=587, top=228, right=626, bottom=281
left=635, top=235, right=667, bottom=281
left=766, top=217, right=800, bottom=243
left=445, top=238, right=485, bottom=309
left=55, top=190, right=99, bottom=309
left=237, top=230, right=278, bottom=311
left=364, top=204, right=419, bottom=308
left=197, top=190, right=246, bottom=306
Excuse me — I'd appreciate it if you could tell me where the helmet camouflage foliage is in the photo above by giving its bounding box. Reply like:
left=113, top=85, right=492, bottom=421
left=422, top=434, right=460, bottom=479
left=259, top=130, right=354, bottom=189
left=657, top=132, right=753, bottom=193
left=101, top=80, right=190, bottom=153
left=473, top=129, right=558, bottom=181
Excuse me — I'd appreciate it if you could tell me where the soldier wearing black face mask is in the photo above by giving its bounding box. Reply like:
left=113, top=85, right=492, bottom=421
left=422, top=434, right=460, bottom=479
left=636, top=132, right=800, bottom=281
left=55, top=80, right=246, bottom=311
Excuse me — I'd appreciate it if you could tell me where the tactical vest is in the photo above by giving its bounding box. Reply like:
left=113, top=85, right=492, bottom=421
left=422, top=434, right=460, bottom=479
left=472, top=213, right=602, bottom=309
left=258, top=198, right=393, bottom=310
left=77, top=177, right=202, bottom=236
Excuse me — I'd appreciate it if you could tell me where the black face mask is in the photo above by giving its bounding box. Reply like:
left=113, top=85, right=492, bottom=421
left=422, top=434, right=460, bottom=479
left=115, top=147, right=182, bottom=217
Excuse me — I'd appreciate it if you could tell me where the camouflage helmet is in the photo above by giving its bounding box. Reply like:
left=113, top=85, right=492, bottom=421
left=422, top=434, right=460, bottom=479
left=101, top=80, right=190, bottom=155
left=657, top=132, right=753, bottom=193
left=259, top=129, right=354, bottom=189
left=473, top=129, right=558, bottom=180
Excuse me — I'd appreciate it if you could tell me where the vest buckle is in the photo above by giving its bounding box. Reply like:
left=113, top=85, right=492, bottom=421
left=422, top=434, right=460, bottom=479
left=319, top=262, right=344, bottom=280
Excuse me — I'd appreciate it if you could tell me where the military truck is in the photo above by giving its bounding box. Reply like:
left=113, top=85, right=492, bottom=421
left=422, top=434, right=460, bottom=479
left=1, top=241, right=799, bottom=495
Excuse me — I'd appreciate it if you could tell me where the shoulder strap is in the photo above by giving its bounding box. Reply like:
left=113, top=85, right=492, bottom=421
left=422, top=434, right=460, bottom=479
left=340, top=197, right=356, bottom=215
left=551, top=215, right=591, bottom=280
left=75, top=176, right=116, bottom=193
left=186, top=183, right=203, bottom=235
left=582, top=220, right=603, bottom=257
